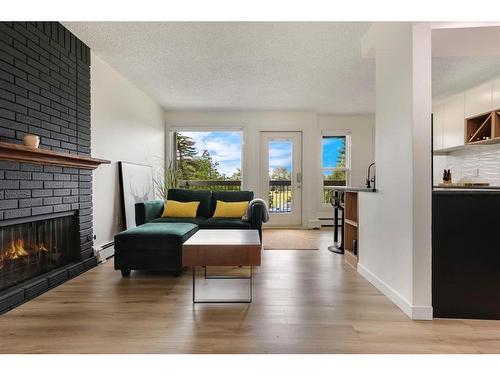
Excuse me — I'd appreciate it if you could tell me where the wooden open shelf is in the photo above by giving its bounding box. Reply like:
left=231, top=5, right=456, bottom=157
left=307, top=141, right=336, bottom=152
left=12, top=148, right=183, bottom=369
left=465, top=109, right=500, bottom=144
left=0, top=141, right=110, bottom=170
left=344, top=192, right=358, bottom=223
left=343, top=191, right=359, bottom=270
left=344, top=218, right=358, bottom=227
left=494, top=111, right=500, bottom=140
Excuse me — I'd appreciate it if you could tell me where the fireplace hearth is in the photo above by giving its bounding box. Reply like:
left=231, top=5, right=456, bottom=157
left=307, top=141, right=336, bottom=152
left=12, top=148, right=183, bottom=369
left=0, top=212, right=77, bottom=292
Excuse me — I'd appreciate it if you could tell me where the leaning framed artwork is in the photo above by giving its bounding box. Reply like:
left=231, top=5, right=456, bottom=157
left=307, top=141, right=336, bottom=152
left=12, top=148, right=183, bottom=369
left=118, top=161, right=154, bottom=229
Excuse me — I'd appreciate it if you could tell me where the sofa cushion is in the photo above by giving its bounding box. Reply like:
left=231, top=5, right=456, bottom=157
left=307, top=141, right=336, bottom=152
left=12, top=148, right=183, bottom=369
left=213, top=200, right=249, bottom=218
left=209, top=190, right=254, bottom=216
left=199, top=217, right=252, bottom=230
left=114, top=222, right=198, bottom=252
left=167, top=189, right=212, bottom=218
left=162, top=200, right=200, bottom=218
left=150, top=217, right=204, bottom=225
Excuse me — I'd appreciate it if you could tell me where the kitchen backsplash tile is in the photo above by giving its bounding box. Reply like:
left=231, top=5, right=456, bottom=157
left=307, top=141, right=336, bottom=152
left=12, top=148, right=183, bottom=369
left=434, top=144, right=500, bottom=186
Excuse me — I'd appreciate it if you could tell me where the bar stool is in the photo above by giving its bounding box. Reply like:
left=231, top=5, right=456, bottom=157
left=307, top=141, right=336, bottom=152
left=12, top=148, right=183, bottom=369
left=328, top=190, right=344, bottom=254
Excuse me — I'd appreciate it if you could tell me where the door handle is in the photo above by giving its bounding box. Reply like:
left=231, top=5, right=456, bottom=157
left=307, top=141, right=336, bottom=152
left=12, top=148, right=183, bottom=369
left=296, top=172, right=302, bottom=183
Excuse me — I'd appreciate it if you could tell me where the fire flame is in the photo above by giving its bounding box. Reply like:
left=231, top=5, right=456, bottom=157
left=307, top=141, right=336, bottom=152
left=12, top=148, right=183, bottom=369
left=6, top=239, right=28, bottom=259
left=0, top=238, right=49, bottom=270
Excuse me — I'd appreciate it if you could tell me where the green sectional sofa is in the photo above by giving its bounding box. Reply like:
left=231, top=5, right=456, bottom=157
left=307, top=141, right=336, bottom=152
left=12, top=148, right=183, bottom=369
left=114, top=189, right=264, bottom=277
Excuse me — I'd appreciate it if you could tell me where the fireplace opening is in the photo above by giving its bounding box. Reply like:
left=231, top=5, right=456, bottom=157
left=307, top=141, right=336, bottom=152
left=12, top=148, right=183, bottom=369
left=0, top=212, right=77, bottom=292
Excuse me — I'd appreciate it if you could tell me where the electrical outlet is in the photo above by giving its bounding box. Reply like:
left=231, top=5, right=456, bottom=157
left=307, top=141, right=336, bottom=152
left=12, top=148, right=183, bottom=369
left=473, top=168, right=479, bottom=177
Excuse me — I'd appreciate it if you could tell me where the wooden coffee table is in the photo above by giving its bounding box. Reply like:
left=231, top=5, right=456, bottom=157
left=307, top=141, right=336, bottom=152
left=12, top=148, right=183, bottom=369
left=182, top=229, right=262, bottom=303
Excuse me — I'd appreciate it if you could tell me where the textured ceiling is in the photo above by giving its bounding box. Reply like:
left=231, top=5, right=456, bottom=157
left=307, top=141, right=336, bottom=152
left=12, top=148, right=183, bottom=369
left=63, top=22, right=500, bottom=113
left=432, top=55, right=500, bottom=99
left=64, top=22, right=374, bottom=113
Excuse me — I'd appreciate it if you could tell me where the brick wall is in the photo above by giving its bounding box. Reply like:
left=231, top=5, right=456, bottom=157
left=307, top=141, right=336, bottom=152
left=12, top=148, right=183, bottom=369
left=0, top=22, right=93, bottom=260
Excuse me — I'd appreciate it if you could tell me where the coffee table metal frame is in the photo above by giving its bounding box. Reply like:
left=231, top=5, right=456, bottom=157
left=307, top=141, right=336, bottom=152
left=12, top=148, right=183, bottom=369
left=183, top=229, right=261, bottom=304
left=192, top=265, right=253, bottom=303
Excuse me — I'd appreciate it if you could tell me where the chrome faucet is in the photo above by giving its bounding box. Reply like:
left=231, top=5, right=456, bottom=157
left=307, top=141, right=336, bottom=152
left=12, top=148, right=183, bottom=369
left=366, top=162, right=376, bottom=189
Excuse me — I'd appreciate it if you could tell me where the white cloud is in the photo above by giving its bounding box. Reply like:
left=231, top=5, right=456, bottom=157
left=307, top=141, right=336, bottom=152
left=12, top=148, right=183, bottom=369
left=179, top=131, right=242, bottom=176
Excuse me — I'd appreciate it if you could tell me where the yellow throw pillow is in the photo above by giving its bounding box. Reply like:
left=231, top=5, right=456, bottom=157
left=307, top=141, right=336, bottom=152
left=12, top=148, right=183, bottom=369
left=213, top=200, right=249, bottom=218
left=162, top=200, right=200, bottom=218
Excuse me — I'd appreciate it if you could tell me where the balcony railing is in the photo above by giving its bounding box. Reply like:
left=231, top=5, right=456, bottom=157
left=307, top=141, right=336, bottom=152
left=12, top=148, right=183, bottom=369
left=268, top=180, right=291, bottom=213
left=178, top=180, right=241, bottom=191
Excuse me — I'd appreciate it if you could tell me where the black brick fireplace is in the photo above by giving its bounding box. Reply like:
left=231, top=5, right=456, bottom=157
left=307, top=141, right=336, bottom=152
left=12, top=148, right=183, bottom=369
left=0, top=22, right=103, bottom=313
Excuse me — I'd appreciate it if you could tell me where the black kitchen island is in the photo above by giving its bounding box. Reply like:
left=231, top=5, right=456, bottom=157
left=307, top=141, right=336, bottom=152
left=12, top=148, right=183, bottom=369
left=433, top=188, right=500, bottom=319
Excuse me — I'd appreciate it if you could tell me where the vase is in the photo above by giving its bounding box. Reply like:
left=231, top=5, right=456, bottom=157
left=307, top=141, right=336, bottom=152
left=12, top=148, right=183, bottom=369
left=23, top=134, right=40, bottom=148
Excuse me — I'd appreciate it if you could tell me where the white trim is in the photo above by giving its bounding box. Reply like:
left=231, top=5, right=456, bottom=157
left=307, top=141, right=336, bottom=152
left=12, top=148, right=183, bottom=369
left=357, top=263, right=433, bottom=320
left=411, top=305, right=434, bottom=320
left=321, top=129, right=352, bottom=136
left=167, top=123, right=245, bottom=132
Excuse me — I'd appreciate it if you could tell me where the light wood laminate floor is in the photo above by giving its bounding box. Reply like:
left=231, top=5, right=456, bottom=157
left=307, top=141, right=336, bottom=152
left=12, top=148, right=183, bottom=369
left=1, top=229, right=499, bottom=354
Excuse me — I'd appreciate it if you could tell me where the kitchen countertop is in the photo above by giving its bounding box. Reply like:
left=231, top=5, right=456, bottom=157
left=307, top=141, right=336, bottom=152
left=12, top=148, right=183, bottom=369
left=433, top=185, right=500, bottom=192
left=324, top=186, right=377, bottom=193
left=433, top=188, right=500, bottom=194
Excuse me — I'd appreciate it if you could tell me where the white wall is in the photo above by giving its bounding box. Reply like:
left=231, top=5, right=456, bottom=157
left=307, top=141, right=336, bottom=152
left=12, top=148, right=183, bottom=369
left=357, top=23, right=432, bottom=320
left=91, top=53, right=165, bottom=250
left=164, top=111, right=374, bottom=225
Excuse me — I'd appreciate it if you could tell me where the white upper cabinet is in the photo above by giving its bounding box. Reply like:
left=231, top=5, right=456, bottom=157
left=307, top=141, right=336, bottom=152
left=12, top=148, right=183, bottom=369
left=492, top=77, right=500, bottom=110
left=443, top=93, right=465, bottom=149
left=465, top=82, right=493, bottom=118
left=433, top=103, right=444, bottom=151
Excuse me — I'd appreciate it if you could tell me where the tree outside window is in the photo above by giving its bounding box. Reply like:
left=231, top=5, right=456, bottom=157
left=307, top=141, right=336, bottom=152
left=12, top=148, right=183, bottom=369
left=174, top=131, right=242, bottom=190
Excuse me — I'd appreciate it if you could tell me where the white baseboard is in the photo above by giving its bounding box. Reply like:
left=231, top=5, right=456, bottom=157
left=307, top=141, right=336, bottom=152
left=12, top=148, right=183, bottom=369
left=411, top=305, right=434, bottom=320
left=357, top=263, right=433, bottom=320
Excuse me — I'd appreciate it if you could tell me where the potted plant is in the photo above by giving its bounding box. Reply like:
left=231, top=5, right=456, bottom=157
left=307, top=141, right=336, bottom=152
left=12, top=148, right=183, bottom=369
left=153, top=161, right=180, bottom=201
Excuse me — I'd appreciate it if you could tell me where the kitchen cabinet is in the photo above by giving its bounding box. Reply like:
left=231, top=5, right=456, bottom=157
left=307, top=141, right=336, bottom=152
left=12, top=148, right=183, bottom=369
left=433, top=103, right=444, bottom=150
left=465, top=82, right=493, bottom=118
left=433, top=190, right=500, bottom=319
left=442, top=93, right=465, bottom=149
left=492, top=77, right=500, bottom=110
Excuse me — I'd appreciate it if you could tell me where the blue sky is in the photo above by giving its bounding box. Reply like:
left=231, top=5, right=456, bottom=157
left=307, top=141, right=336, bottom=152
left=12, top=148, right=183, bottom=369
left=322, top=137, right=344, bottom=168
left=179, top=131, right=242, bottom=176
left=268, top=141, right=292, bottom=174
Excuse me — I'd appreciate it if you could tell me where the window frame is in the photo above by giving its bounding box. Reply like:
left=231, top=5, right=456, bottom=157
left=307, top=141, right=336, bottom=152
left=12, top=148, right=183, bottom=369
left=320, top=130, right=352, bottom=206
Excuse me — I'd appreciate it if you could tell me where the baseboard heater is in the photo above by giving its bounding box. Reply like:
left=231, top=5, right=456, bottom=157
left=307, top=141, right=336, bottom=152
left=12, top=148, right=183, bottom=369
left=318, top=217, right=334, bottom=228
left=96, top=241, right=115, bottom=262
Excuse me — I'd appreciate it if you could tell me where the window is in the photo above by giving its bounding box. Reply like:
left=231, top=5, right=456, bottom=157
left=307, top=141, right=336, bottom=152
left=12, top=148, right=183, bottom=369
left=173, top=131, right=242, bottom=191
left=322, top=133, right=350, bottom=204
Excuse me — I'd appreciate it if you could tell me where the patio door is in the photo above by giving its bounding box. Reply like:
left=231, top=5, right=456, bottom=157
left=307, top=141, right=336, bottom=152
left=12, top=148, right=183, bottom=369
left=260, top=131, right=302, bottom=227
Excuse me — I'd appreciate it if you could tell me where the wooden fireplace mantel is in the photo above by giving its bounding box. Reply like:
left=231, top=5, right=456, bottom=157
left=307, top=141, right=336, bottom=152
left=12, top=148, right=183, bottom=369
left=0, top=142, right=110, bottom=170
